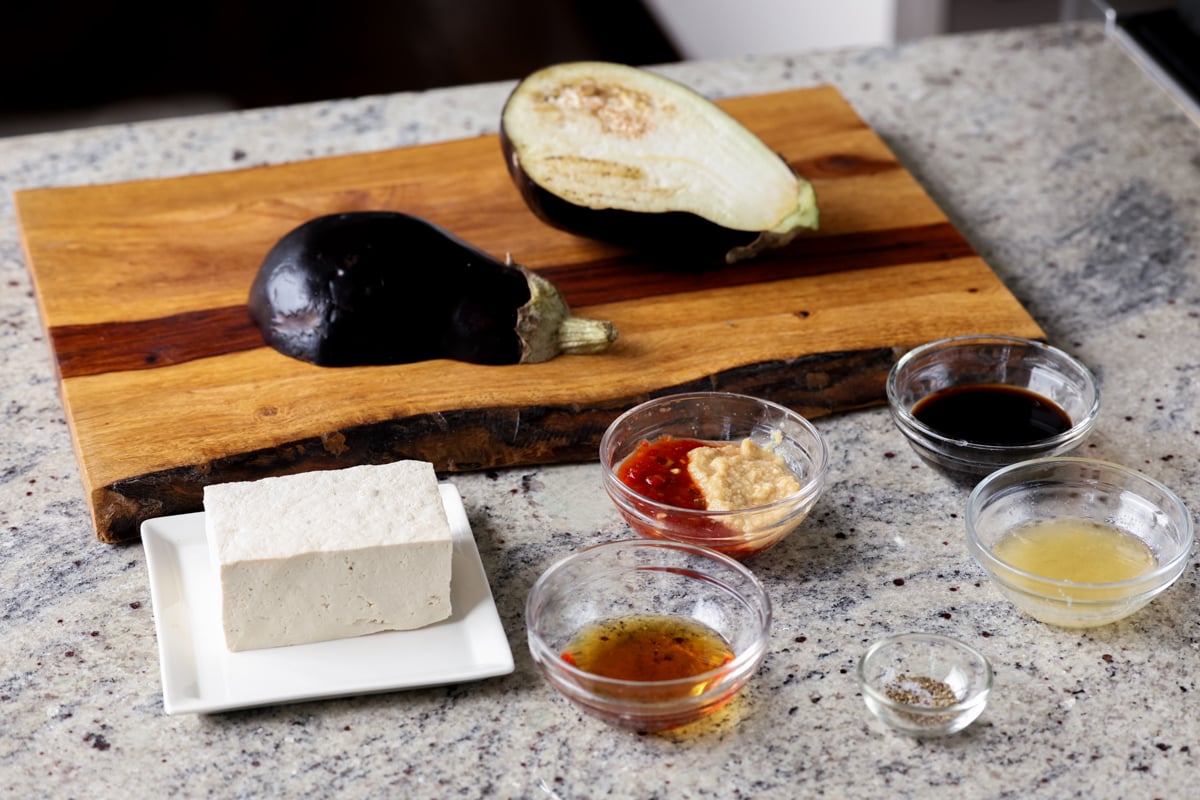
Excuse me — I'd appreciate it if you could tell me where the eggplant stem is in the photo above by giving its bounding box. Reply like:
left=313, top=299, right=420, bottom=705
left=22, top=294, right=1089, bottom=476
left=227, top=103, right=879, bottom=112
left=516, top=267, right=617, bottom=362
left=557, top=315, right=618, bottom=355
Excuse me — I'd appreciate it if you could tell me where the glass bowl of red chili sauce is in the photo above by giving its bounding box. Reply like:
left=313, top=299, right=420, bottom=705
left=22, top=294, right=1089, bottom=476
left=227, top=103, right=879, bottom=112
left=886, top=335, right=1100, bottom=479
left=599, top=392, right=829, bottom=560
left=526, top=539, right=771, bottom=732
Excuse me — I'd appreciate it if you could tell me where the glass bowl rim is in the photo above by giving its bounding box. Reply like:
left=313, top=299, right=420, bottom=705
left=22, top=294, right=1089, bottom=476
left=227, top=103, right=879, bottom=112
left=525, top=538, right=773, bottom=692
left=885, top=335, right=1101, bottom=454
left=965, top=457, right=1195, bottom=596
left=599, top=390, right=830, bottom=516
left=856, top=632, right=994, bottom=715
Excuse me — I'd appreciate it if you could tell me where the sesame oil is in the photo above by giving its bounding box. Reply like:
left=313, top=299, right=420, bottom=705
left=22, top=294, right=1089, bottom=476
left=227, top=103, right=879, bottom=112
left=561, top=613, right=735, bottom=689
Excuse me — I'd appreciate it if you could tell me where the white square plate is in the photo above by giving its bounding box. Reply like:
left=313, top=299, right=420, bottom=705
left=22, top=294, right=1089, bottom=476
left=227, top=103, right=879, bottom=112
left=141, top=483, right=514, bottom=714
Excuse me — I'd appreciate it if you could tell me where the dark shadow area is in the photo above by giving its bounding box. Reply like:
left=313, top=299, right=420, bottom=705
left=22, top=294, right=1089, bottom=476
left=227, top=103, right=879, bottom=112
left=1, top=0, right=680, bottom=134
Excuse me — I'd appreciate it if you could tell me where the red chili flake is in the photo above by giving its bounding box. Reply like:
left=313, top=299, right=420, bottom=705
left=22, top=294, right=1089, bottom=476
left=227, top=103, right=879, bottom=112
left=129, top=602, right=142, bottom=609
left=883, top=452, right=896, bottom=459
left=893, top=578, right=905, bottom=586
left=981, top=631, right=991, bottom=638
left=1102, top=654, right=1114, bottom=663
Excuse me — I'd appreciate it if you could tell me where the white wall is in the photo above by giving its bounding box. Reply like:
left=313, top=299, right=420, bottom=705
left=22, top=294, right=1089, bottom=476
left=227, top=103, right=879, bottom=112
left=642, top=0, right=1096, bottom=60
left=641, top=0, right=951, bottom=59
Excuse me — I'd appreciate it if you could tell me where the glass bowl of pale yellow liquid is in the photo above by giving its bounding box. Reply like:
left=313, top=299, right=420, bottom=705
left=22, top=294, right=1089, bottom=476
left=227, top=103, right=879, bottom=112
left=966, top=458, right=1193, bottom=628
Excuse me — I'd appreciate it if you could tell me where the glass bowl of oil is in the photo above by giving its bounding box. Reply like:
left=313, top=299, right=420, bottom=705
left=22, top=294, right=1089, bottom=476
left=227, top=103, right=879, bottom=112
left=857, top=632, right=993, bottom=737
left=966, top=457, right=1194, bottom=628
left=525, top=539, right=772, bottom=732
left=886, top=335, right=1100, bottom=478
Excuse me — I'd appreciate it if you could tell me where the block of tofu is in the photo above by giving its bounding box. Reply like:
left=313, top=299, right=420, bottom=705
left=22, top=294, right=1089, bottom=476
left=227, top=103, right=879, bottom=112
left=204, top=460, right=453, bottom=652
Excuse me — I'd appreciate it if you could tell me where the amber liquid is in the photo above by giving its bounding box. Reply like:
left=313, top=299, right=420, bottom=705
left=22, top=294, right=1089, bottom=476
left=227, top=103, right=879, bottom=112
left=912, top=384, right=1072, bottom=445
left=562, top=614, right=735, bottom=686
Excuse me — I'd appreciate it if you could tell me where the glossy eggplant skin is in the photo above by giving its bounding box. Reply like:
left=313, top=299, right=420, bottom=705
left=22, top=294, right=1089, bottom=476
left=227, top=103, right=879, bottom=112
left=249, top=212, right=531, bottom=366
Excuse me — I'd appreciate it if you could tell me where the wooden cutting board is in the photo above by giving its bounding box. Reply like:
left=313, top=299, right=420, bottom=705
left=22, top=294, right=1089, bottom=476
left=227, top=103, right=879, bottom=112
left=15, top=85, right=1043, bottom=543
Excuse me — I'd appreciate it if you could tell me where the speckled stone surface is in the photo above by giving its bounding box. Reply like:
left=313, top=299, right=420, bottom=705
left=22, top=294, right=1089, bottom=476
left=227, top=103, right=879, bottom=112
left=2, top=22, right=1199, bottom=799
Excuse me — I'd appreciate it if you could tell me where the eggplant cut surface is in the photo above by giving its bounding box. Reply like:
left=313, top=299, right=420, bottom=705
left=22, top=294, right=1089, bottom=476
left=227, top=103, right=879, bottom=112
left=501, top=61, right=819, bottom=264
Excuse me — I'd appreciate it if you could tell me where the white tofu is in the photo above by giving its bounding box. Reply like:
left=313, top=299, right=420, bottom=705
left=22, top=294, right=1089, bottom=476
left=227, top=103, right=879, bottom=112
left=204, top=460, right=453, bottom=652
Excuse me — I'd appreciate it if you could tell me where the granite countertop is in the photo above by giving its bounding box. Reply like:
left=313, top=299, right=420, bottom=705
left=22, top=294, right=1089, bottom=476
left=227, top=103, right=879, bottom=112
left=2, top=21, right=1198, bottom=799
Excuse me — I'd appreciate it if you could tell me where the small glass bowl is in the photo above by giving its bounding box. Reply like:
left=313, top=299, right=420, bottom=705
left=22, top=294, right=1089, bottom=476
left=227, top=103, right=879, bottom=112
left=599, top=392, right=829, bottom=560
left=966, top=457, right=1194, bottom=628
left=525, top=539, right=772, bottom=732
left=857, top=633, right=993, bottom=737
left=886, top=335, right=1100, bottom=478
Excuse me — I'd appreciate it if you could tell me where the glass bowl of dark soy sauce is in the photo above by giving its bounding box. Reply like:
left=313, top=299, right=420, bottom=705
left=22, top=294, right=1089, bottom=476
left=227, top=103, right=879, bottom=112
left=886, top=335, right=1100, bottom=479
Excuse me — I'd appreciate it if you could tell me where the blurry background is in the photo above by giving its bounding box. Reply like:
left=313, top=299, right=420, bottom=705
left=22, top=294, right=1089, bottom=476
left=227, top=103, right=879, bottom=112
left=0, top=0, right=1099, bottom=138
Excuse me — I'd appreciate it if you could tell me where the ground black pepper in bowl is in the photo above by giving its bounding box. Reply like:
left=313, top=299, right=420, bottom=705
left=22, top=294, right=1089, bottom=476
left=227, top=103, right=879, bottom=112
left=857, top=633, right=992, bottom=737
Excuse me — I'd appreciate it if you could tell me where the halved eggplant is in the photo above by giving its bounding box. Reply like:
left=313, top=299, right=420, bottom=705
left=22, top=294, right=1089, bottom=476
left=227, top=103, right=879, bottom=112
left=500, top=61, right=819, bottom=265
left=248, top=211, right=616, bottom=367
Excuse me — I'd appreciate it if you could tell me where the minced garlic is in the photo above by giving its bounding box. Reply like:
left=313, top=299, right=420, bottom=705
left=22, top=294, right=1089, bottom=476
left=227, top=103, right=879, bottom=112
left=686, top=437, right=802, bottom=513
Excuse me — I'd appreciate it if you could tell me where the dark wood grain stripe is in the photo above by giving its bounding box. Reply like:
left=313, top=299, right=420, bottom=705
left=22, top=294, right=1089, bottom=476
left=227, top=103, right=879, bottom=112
left=52, top=307, right=264, bottom=379
left=50, top=222, right=974, bottom=380
left=542, top=221, right=976, bottom=306
left=791, top=153, right=901, bottom=179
